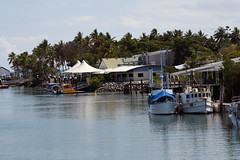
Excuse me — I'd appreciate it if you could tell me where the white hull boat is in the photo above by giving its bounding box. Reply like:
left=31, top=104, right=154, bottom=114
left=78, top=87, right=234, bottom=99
left=176, top=87, right=213, bottom=114
left=148, top=101, right=176, bottom=115
left=229, top=100, right=240, bottom=127
left=148, top=89, right=177, bottom=115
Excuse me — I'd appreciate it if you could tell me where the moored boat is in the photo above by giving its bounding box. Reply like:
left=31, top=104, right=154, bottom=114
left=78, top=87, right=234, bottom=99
left=176, top=87, right=213, bottom=114
left=229, top=96, right=240, bottom=127
left=0, top=79, right=9, bottom=89
left=147, top=50, right=177, bottom=115
left=62, top=83, right=75, bottom=94
left=148, top=89, right=177, bottom=115
left=46, top=83, right=62, bottom=94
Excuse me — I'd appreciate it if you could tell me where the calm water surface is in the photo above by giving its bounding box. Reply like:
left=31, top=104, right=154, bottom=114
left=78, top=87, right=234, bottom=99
left=0, top=87, right=240, bottom=160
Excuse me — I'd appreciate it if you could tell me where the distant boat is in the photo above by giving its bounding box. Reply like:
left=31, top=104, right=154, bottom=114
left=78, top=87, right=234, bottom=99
left=0, top=79, right=9, bottom=89
left=46, top=83, right=62, bottom=94
left=229, top=96, right=240, bottom=127
left=148, top=89, right=177, bottom=115
left=176, top=87, right=213, bottom=114
left=62, top=83, right=75, bottom=94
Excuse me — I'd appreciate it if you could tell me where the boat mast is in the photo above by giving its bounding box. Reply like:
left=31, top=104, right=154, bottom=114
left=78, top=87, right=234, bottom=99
left=160, top=50, right=164, bottom=89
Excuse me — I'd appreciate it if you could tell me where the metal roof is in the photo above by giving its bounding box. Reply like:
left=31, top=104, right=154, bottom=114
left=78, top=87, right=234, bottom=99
left=171, top=57, right=240, bottom=76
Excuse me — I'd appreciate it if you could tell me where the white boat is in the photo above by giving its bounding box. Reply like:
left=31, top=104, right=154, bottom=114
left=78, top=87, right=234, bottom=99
left=229, top=96, right=240, bottom=127
left=147, top=51, right=177, bottom=115
left=176, top=87, right=213, bottom=114
left=148, top=89, right=177, bottom=115
left=46, top=83, right=62, bottom=94
left=0, top=79, right=9, bottom=89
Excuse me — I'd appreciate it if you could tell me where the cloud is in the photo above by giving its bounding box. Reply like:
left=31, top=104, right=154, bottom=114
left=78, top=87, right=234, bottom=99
left=0, top=35, right=49, bottom=68
left=120, top=16, right=140, bottom=28
left=10, top=35, right=48, bottom=42
left=65, top=16, right=96, bottom=26
left=0, top=37, right=19, bottom=53
left=119, top=0, right=240, bottom=34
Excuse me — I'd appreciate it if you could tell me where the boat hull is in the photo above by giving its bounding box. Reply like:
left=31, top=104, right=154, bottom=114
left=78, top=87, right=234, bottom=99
left=229, top=113, right=240, bottom=127
left=0, top=85, right=9, bottom=89
left=149, top=101, right=176, bottom=115
left=182, top=100, right=213, bottom=114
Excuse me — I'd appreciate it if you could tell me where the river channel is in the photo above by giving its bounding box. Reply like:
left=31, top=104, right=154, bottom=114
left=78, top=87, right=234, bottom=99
left=0, top=87, right=239, bottom=160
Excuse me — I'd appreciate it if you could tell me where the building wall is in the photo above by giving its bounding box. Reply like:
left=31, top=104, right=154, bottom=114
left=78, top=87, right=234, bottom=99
left=113, top=66, right=161, bottom=82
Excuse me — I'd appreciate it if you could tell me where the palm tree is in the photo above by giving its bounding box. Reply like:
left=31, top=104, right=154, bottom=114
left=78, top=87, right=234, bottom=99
left=230, top=27, right=240, bottom=44
left=173, top=29, right=183, bottom=39
left=214, top=26, right=227, bottom=43
left=139, top=33, right=149, bottom=42
left=184, top=30, right=193, bottom=37
left=149, top=28, right=158, bottom=40
left=8, top=51, right=17, bottom=65
left=73, top=32, right=83, bottom=48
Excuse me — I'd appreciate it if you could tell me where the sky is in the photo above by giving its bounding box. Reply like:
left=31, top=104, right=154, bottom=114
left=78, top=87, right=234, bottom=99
left=1, top=0, right=240, bottom=70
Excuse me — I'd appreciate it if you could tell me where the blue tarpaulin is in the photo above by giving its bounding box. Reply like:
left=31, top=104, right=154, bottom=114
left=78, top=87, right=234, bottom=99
left=152, top=90, right=176, bottom=101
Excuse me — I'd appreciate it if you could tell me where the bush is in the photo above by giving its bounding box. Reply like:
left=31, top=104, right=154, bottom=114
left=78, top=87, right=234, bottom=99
left=89, top=76, right=103, bottom=91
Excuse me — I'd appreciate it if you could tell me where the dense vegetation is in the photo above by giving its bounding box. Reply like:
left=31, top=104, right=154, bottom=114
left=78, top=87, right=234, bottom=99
left=222, top=57, right=240, bottom=102
left=8, top=26, right=240, bottom=86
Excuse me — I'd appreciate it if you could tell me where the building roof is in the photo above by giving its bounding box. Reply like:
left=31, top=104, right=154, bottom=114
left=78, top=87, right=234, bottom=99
left=66, top=60, right=102, bottom=73
left=63, top=61, right=81, bottom=73
left=99, top=58, right=124, bottom=69
left=132, top=50, right=172, bottom=58
left=103, top=65, right=144, bottom=73
left=0, top=67, right=10, bottom=72
left=171, top=57, right=240, bottom=76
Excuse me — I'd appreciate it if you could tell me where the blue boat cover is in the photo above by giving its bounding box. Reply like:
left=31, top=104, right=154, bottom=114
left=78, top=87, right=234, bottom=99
left=152, top=90, right=176, bottom=101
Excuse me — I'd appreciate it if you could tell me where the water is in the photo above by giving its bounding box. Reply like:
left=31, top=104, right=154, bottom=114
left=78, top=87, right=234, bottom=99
left=0, top=87, right=240, bottom=160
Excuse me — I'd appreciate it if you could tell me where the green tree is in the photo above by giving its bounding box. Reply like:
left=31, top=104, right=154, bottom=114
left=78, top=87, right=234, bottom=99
left=222, top=57, right=240, bottom=102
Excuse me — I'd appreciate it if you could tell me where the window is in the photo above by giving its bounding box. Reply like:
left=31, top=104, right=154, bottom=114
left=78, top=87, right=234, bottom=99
left=186, top=95, right=190, bottom=99
left=138, top=73, right=144, bottom=77
left=129, top=74, right=133, bottom=77
left=199, top=93, right=201, bottom=97
left=203, top=93, right=205, bottom=97
left=195, top=93, right=198, bottom=98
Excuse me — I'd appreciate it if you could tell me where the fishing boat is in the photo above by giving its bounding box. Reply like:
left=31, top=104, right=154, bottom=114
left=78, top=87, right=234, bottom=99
left=46, top=83, right=62, bottom=94
left=148, top=89, right=177, bottom=114
left=62, top=83, right=75, bottom=94
left=229, top=96, right=240, bottom=127
left=176, top=87, right=213, bottom=114
left=0, top=79, right=9, bottom=89
left=147, top=51, right=177, bottom=115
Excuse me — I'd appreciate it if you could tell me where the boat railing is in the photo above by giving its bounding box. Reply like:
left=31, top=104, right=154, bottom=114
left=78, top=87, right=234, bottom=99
left=232, top=96, right=240, bottom=102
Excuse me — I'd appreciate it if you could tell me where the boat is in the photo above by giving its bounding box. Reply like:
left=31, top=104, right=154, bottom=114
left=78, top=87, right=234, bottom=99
left=0, top=79, right=9, bottom=89
left=62, top=83, right=75, bottom=94
left=148, top=89, right=177, bottom=114
left=147, top=51, right=177, bottom=115
left=229, top=96, right=240, bottom=127
left=176, top=87, right=213, bottom=114
left=46, top=83, right=62, bottom=94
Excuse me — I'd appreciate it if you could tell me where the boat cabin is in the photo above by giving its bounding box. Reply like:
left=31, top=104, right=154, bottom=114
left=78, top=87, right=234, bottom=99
left=177, top=89, right=211, bottom=104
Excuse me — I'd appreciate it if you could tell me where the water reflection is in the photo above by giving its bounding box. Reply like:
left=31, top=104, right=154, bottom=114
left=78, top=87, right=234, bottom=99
left=2, top=87, right=240, bottom=160
left=149, top=114, right=178, bottom=134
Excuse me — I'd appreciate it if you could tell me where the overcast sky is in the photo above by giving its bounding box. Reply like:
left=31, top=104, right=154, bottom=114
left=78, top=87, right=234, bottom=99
left=1, top=0, right=240, bottom=70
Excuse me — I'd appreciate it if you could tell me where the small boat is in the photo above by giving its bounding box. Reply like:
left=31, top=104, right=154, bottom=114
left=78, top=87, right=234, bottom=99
left=0, top=79, right=9, bottom=89
left=148, top=89, right=177, bottom=115
left=229, top=96, right=240, bottom=127
left=176, top=87, right=213, bottom=114
left=62, top=83, right=75, bottom=94
left=46, top=83, right=62, bottom=94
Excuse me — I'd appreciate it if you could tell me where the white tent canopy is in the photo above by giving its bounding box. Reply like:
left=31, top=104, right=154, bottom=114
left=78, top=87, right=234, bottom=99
left=70, top=60, right=103, bottom=73
left=63, top=60, right=81, bottom=73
